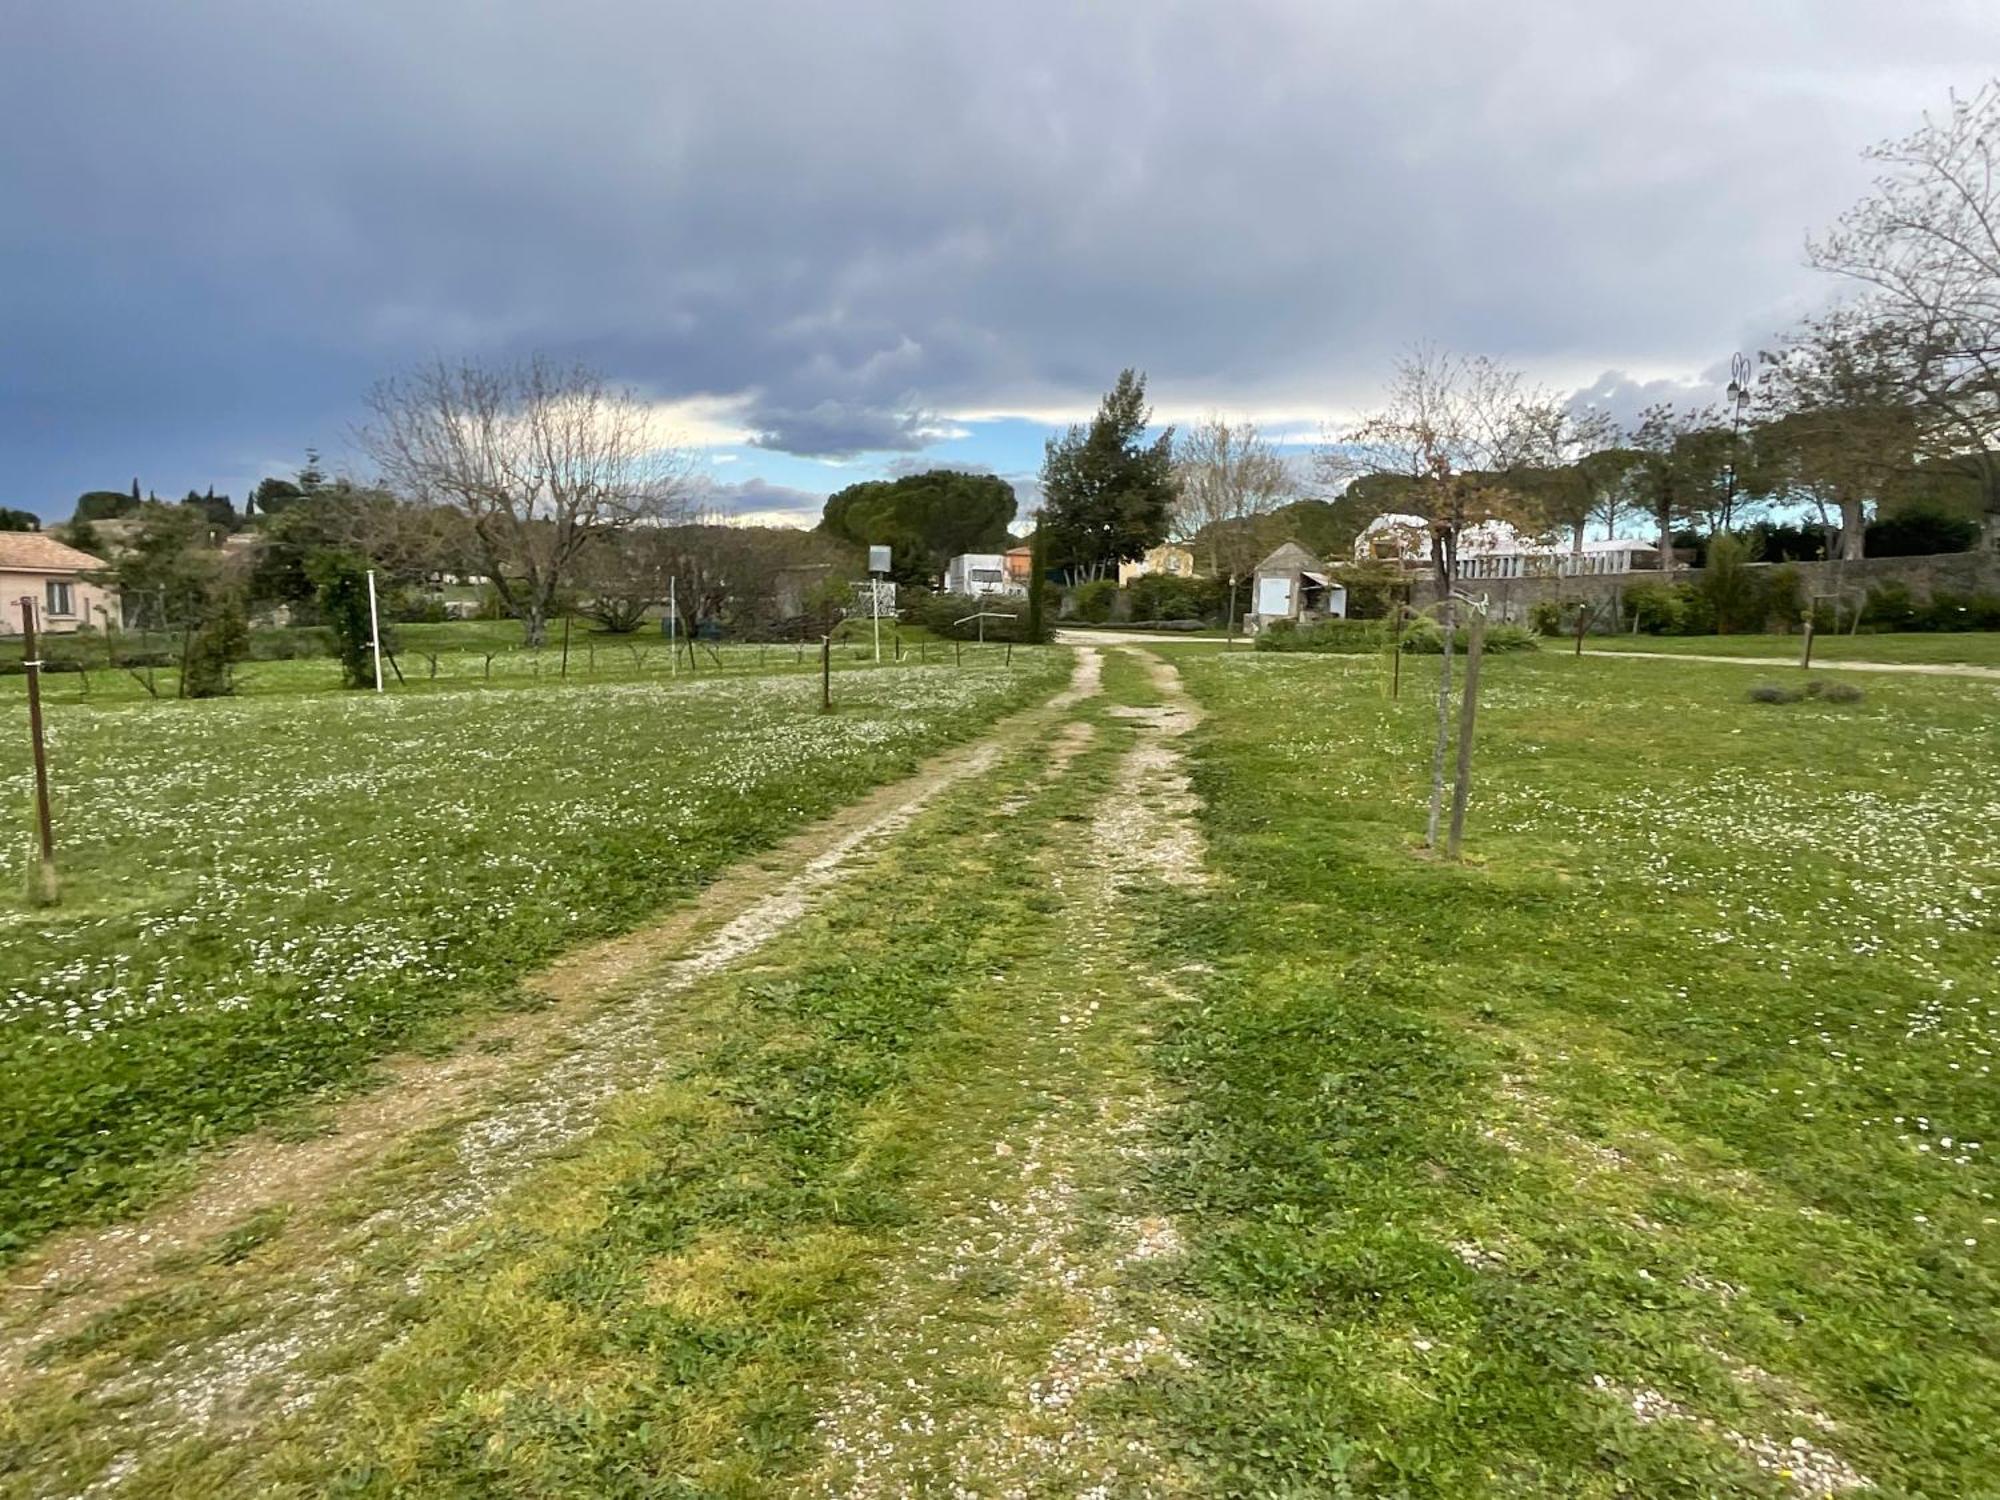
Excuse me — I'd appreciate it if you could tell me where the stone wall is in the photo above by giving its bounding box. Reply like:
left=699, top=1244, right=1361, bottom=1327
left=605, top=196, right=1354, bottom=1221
left=1408, top=549, right=2000, bottom=625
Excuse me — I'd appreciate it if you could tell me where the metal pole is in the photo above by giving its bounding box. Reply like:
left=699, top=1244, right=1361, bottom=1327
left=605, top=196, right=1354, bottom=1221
left=669, top=577, right=678, bottom=679
left=366, top=570, right=384, bottom=693
left=820, top=634, right=831, bottom=712
left=19, top=599, right=56, bottom=898
left=871, top=574, right=881, bottom=663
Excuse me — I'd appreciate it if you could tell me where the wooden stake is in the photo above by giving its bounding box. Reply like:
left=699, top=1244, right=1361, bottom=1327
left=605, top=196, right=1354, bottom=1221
left=1446, top=609, right=1486, bottom=860
left=19, top=599, right=57, bottom=904
left=820, top=634, right=832, bottom=713
left=1389, top=604, right=1405, bottom=700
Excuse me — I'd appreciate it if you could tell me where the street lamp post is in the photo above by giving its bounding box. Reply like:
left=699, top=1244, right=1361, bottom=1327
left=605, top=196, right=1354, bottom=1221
left=1722, top=351, right=1754, bottom=530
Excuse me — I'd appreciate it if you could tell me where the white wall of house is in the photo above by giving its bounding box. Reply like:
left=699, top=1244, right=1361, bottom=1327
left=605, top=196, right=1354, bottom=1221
left=0, top=570, right=119, bottom=634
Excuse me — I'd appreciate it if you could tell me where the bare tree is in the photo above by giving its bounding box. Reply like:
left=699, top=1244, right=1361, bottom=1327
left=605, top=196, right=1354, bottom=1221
left=361, top=356, right=689, bottom=644
left=1321, top=348, right=1556, bottom=852
left=1172, top=415, right=1294, bottom=583
left=1808, top=82, right=2000, bottom=543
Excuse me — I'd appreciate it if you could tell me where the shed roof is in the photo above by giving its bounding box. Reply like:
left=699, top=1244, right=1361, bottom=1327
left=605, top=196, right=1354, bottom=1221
left=1254, top=540, right=1324, bottom=575
left=0, top=533, right=107, bottom=573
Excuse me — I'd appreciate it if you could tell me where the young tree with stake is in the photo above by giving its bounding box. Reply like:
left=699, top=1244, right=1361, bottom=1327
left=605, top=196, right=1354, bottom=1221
left=1323, top=347, right=1555, bottom=853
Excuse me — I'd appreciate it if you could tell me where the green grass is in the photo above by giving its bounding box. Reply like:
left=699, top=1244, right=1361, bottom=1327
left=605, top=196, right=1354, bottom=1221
left=0, top=650, right=1173, bottom=1496
left=1145, top=650, right=1999, bottom=1495
left=1586, top=629, right=2000, bottom=665
left=0, top=651, right=1068, bottom=1253
left=4, top=644, right=1994, bottom=1494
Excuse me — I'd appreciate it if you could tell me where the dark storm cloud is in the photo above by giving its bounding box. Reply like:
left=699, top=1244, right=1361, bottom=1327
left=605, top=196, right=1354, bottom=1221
left=3, top=1, right=1994, bottom=512
left=746, top=404, right=953, bottom=459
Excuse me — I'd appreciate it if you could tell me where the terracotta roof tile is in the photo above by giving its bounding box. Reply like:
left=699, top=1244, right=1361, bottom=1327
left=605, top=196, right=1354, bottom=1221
left=0, top=533, right=109, bottom=573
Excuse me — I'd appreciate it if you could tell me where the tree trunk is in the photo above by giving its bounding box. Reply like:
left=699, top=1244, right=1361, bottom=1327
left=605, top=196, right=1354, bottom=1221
left=1657, top=506, right=1674, bottom=580
left=1840, top=497, right=1866, bottom=561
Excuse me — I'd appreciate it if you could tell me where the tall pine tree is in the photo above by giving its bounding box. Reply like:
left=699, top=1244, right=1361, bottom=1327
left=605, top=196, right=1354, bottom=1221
left=1038, top=369, right=1176, bottom=583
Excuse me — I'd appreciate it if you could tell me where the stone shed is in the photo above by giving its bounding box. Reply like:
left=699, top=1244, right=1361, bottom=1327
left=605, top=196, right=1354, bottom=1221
left=1246, top=541, right=1347, bottom=634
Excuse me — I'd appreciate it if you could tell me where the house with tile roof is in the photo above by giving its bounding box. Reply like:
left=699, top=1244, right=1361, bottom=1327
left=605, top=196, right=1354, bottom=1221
left=0, top=533, right=118, bottom=635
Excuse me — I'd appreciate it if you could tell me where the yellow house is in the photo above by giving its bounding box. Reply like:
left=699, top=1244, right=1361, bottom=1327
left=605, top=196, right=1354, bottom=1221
left=1117, top=542, right=1198, bottom=587
left=0, top=534, right=118, bottom=635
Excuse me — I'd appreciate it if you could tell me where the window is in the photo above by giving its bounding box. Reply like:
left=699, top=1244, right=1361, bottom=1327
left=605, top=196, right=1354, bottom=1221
left=45, top=580, right=74, bottom=618
left=970, top=568, right=1003, bottom=584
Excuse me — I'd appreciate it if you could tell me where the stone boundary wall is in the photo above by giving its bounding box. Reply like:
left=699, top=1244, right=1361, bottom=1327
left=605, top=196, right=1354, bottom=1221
left=1408, top=549, right=2000, bottom=625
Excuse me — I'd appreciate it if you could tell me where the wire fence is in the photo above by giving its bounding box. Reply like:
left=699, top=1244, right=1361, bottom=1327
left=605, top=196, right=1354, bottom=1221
left=0, top=626, right=1037, bottom=705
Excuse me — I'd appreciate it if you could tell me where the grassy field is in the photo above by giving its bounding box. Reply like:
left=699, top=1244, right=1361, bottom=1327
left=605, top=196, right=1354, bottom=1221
left=2, top=644, right=1993, bottom=1495
left=1586, top=629, right=2000, bottom=665
left=1147, top=648, right=1999, bottom=1494
left=0, top=650, right=1067, bottom=1252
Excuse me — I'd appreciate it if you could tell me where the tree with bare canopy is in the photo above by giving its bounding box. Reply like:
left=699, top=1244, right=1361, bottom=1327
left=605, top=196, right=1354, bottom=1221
left=1808, top=81, right=2000, bottom=546
left=1172, top=414, right=1294, bottom=606
left=1321, top=347, right=1559, bottom=853
left=361, top=357, right=689, bottom=645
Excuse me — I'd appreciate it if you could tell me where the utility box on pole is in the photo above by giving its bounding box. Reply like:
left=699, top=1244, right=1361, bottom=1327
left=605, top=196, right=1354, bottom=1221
left=867, top=546, right=890, bottom=664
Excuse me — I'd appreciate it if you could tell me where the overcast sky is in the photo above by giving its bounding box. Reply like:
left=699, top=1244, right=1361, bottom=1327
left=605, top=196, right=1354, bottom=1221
left=5, top=2, right=1994, bottom=524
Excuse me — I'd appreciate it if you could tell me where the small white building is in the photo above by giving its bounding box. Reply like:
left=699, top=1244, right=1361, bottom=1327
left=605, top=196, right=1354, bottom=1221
left=1246, top=541, right=1347, bottom=634
left=942, top=553, right=1024, bottom=597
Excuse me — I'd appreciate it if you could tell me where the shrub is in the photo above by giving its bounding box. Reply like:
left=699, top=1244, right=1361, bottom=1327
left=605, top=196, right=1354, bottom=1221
left=1862, top=580, right=1917, bottom=630
left=182, top=594, right=250, bottom=698
left=1764, top=564, right=1806, bottom=632
left=1528, top=599, right=1565, bottom=637
left=1913, top=589, right=2000, bottom=632
left=1698, top=533, right=1761, bottom=634
left=309, top=551, right=377, bottom=689
left=1748, top=683, right=1803, bottom=704
left=901, top=591, right=1031, bottom=642
left=1071, top=578, right=1118, bottom=624
left=1805, top=679, right=1865, bottom=703
left=1398, top=618, right=1540, bottom=654
left=1254, top=618, right=1384, bottom=653
left=1127, top=572, right=1214, bottom=624
left=1622, top=581, right=1684, bottom=635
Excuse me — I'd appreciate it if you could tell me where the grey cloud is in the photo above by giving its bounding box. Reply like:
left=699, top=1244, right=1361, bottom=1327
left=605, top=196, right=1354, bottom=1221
left=3, top=1, right=1995, bottom=505
left=746, top=404, right=950, bottom=458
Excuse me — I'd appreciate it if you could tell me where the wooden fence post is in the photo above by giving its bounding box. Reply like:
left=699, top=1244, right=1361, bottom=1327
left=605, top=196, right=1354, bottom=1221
left=19, top=599, right=57, bottom=904
left=820, top=635, right=832, bottom=712
left=1446, top=609, right=1486, bottom=860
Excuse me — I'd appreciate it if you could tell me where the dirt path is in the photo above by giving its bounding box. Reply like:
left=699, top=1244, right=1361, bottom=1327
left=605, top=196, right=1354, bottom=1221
left=1053, top=627, right=1245, bottom=647
left=1583, top=648, right=2000, bottom=679
left=0, top=650, right=1104, bottom=1394
left=799, top=648, right=1209, bottom=1497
